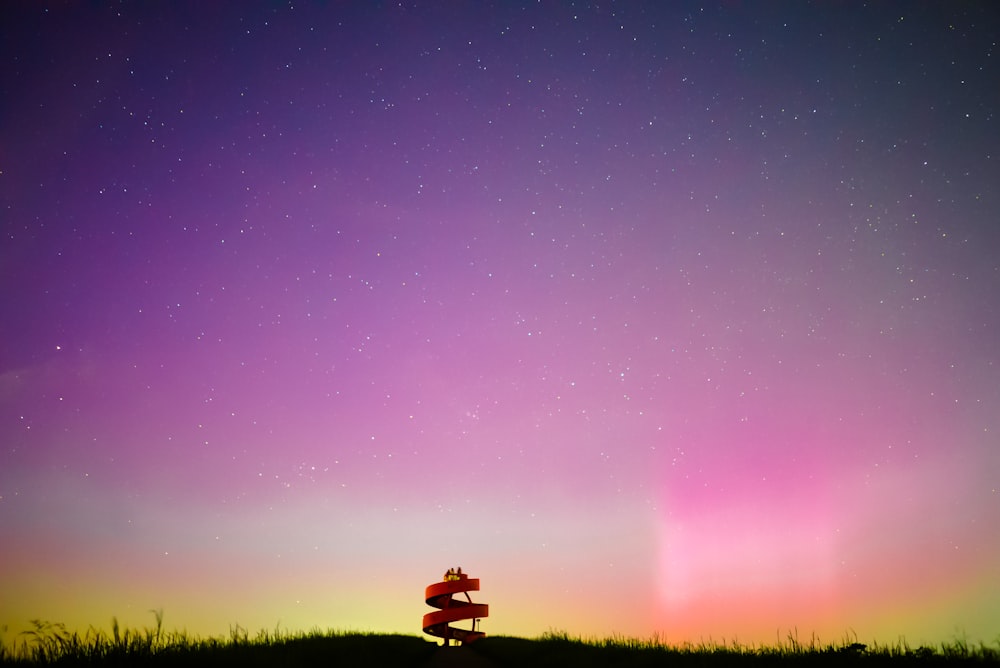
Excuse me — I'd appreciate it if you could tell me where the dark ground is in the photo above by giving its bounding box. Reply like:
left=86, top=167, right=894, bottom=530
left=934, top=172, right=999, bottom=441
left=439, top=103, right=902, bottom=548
left=3, top=633, right=998, bottom=667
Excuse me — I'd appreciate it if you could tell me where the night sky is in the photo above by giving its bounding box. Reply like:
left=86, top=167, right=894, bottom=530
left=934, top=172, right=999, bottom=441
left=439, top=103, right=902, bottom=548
left=2, top=1, right=999, bottom=647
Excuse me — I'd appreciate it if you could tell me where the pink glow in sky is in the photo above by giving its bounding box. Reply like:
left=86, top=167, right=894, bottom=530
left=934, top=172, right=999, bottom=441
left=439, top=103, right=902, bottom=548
left=2, top=2, right=999, bottom=647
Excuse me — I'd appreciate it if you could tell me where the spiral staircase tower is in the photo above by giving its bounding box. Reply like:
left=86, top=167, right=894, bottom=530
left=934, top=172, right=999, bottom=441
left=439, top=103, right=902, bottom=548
left=423, top=570, right=488, bottom=645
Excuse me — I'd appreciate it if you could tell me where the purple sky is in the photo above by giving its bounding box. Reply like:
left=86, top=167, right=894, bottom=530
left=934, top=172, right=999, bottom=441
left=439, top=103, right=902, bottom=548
left=2, top=1, right=999, bottom=647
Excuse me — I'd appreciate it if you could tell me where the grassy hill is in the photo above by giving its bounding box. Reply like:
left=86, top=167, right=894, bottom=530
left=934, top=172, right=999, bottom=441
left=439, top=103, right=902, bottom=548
left=2, top=623, right=997, bottom=666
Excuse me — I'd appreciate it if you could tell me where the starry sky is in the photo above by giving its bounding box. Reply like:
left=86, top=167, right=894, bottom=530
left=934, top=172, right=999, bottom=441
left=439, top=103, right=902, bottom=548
left=2, top=1, right=999, bottom=648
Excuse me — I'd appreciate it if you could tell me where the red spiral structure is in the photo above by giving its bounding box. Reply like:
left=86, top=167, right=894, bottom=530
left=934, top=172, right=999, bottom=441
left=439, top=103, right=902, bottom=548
left=423, top=570, right=488, bottom=645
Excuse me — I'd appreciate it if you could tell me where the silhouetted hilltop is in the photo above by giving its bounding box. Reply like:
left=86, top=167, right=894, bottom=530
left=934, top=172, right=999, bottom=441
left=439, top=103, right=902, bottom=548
left=3, top=628, right=997, bottom=667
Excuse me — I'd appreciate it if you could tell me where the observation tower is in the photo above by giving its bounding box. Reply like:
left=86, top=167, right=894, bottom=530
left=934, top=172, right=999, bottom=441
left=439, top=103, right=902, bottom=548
left=423, top=568, right=488, bottom=645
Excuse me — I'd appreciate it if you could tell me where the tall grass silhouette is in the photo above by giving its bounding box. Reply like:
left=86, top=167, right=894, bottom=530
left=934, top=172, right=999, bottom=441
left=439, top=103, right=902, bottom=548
left=2, top=616, right=998, bottom=666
